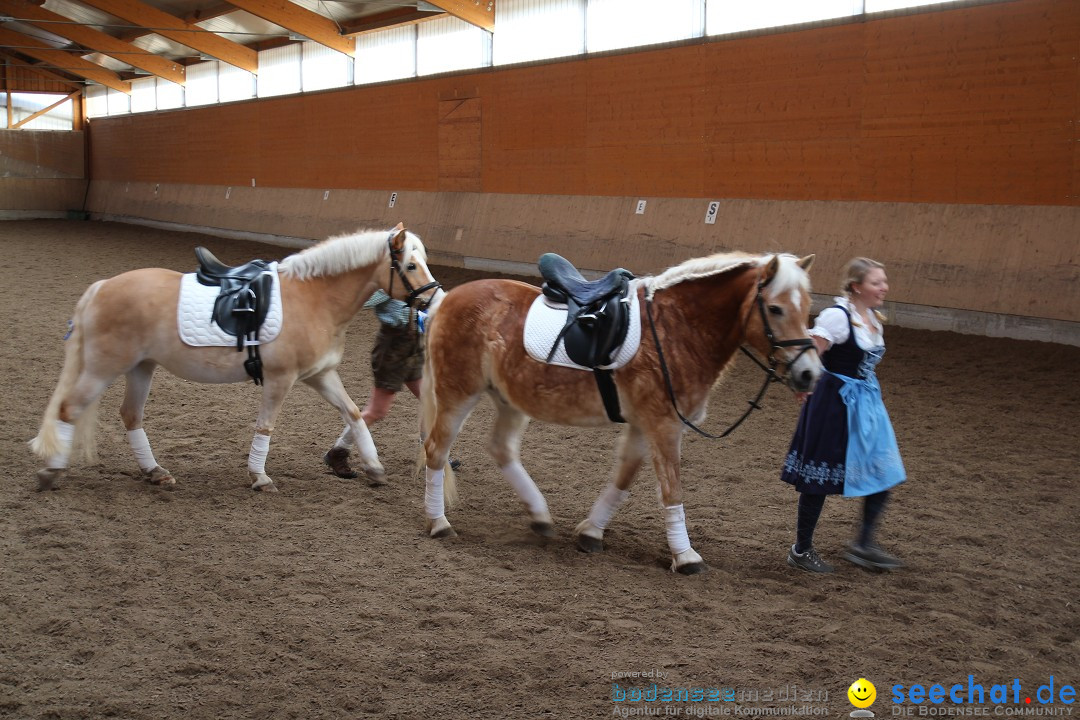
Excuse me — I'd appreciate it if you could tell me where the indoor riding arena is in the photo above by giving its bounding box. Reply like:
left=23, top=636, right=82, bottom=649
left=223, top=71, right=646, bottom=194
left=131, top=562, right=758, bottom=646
left=2, top=1, right=1077, bottom=718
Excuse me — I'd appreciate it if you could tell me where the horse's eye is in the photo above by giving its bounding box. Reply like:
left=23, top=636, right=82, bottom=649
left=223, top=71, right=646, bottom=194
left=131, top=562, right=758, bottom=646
left=407, top=263, right=417, bottom=271
left=768, top=305, right=783, bottom=316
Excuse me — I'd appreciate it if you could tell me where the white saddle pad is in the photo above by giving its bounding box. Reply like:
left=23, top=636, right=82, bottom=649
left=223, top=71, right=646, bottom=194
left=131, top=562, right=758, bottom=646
left=523, top=280, right=642, bottom=370
left=177, top=262, right=283, bottom=347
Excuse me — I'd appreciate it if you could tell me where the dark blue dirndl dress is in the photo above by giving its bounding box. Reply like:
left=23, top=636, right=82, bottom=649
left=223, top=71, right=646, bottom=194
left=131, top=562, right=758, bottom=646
left=780, top=306, right=906, bottom=497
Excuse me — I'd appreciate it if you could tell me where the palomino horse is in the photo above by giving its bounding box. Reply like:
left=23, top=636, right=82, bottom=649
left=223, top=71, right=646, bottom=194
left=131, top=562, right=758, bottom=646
left=420, top=251, right=821, bottom=573
left=31, top=224, right=442, bottom=493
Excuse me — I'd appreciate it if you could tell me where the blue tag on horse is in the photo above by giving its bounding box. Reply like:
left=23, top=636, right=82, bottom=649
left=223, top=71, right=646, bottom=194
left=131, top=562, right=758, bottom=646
left=417, top=310, right=429, bottom=334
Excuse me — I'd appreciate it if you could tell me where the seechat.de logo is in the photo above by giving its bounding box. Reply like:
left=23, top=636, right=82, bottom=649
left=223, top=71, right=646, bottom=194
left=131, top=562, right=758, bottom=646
left=850, top=678, right=878, bottom=718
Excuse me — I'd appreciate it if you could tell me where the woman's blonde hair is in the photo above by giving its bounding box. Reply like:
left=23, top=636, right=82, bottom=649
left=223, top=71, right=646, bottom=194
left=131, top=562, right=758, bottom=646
left=842, top=256, right=887, bottom=323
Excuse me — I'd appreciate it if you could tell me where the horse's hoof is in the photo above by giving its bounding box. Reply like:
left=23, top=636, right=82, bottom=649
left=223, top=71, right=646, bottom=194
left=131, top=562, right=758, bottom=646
left=675, top=561, right=707, bottom=575
left=249, top=472, right=277, bottom=492
left=530, top=521, right=556, bottom=538
left=35, top=468, right=63, bottom=492
left=359, top=464, right=387, bottom=487
left=576, top=534, right=604, bottom=553
left=671, top=548, right=706, bottom=575
left=145, top=466, right=175, bottom=486
left=426, top=515, right=456, bottom=539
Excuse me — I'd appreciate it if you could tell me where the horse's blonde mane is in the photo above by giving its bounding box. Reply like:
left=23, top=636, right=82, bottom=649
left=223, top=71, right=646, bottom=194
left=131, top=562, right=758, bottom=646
left=645, top=251, right=809, bottom=299
left=278, top=228, right=426, bottom=280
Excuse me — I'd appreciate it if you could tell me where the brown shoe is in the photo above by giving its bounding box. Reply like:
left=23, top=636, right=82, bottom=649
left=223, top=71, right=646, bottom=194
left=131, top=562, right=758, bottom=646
left=323, top=447, right=358, bottom=479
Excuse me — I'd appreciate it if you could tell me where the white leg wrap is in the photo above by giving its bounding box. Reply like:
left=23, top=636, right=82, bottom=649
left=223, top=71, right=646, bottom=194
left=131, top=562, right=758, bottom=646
left=501, top=461, right=548, bottom=516
left=664, top=504, right=692, bottom=556
left=332, top=425, right=354, bottom=451
left=127, top=428, right=159, bottom=472
left=587, top=483, right=630, bottom=531
left=425, top=467, right=446, bottom=519
left=48, top=420, right=76, bottom=468
left=247, top=433, right=271, bottom=475
left=349, top=420, right=378, bottom=460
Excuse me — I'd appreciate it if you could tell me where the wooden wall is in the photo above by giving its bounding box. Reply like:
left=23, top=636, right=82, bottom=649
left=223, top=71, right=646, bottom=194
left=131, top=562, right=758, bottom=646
left=0, top=129, right=87, bottom=218
left=81, top=0, right=1080, bottom=327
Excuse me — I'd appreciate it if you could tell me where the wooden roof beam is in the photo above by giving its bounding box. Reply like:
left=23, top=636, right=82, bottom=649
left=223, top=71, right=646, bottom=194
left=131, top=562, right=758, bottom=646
left=1, top=50, right=82, bottom=87
left=0, top=26, right=131, bottom=92
left=0, top=0, right=185, bottom=84
left=425, top=0, right=493, bottom=32
left=116, top=2, right=236, bottom=43
left=73, top=0, right=258, bottom=73
left=339, top=7, right=442, bottom=36
left=223, top=0, right=353, bottom=56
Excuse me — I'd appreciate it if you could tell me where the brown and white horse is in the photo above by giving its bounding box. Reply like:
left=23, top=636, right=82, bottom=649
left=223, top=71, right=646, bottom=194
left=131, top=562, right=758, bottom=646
left=420, top=251, right=821, bottom=573
left=30, top=224, right=442, bottom=493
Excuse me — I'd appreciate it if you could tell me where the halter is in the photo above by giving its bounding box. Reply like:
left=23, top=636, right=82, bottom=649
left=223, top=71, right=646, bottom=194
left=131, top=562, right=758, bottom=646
left=387, top=230, right=442, bottom=309
left=645, top=264, right=816, bottom=440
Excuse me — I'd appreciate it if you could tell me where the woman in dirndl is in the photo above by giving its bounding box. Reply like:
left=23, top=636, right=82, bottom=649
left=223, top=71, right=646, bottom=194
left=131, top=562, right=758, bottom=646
left=781, top=257, right=906, bottom=573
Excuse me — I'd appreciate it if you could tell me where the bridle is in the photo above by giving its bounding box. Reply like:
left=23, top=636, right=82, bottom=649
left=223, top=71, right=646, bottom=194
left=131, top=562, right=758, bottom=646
left=387, top=230, right=442, bottom=310
left=645, top=265, right=816, bottom=439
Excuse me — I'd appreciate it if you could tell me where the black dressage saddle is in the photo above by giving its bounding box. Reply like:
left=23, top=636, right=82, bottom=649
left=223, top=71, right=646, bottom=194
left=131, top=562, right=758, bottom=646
left=194, top=247, right=273, bottom=384
left=538, top=252, right=635, bottom=422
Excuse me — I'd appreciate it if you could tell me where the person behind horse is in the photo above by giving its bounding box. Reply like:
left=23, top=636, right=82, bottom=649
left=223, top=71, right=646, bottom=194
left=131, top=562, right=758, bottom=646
left=780, top=257, right=906, bottom=573
left=323, top=290, right=458, bottom=479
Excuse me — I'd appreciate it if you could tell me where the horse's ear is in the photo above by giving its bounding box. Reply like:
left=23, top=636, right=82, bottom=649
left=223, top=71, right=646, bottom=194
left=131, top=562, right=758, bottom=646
left=390, top=223, right=406, bottom=252
left=798, top=254, right=815, bottom=271
left=762, top=255, right=780, bottom=283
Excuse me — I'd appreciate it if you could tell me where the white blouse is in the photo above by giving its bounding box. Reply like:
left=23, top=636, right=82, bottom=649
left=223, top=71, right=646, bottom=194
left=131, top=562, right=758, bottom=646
left=810, top=297, right=884, bottom=350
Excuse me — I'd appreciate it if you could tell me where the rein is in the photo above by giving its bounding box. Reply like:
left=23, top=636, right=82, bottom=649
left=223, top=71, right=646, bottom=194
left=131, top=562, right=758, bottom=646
left=387, top=231, right=441, bottom=309
left=644, top=269, right=815, bottom=440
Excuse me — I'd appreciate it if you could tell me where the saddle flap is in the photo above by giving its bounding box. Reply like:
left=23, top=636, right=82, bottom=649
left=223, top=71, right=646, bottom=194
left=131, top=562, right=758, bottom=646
left=556, top=294, right=632, bottom=369
left=211, top=273, right=272, bottom=339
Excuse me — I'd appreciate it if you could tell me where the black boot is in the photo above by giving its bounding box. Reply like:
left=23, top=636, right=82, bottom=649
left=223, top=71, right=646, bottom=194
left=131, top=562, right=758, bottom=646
left=323, top=447, right=358, bottom=479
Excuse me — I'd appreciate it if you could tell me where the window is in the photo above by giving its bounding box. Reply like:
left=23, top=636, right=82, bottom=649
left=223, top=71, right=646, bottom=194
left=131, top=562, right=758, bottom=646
left=186, top=60, right=219, bottom=106
left=219, top=63, right=256, bottom=103
left=106, top=87, right=131, bottom=115
left=588, top=0, right=704, bottom=53
left=1, top=92, right=74, bottom=129
left=258, top=44, right=302, bottom=97
left=707, top=0, right=861, bottom=36
left=131, top=77, right=157, bottom=113
left=86, top=85, right=108, bottom=118
left=356, top=25, right=417, bottom=84
left=302, top=41, right=353, bottom=91
left=157, top=80, right=184, bottom=110
left=417, top=15, right=491, bottom=76
left=495, top=0, right=585, bottom=65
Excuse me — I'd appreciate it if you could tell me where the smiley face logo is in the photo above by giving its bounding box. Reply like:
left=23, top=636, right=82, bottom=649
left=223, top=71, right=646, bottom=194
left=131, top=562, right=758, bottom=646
left=848, top=678, right=877, bottom=709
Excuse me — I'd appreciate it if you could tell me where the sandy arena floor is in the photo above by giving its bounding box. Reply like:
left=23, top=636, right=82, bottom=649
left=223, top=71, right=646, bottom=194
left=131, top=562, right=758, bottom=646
left=1, top=219, right=1077, bottom=719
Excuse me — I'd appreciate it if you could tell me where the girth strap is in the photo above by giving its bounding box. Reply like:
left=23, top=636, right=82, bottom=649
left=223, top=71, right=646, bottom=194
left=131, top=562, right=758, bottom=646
left=593, top=369, right=625, bottom=423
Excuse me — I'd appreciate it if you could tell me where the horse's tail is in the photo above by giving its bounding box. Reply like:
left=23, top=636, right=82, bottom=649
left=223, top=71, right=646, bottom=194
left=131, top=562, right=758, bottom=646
left=30, top=280, right=103, bottom=464
left=419, top=315, right=457, bottom=509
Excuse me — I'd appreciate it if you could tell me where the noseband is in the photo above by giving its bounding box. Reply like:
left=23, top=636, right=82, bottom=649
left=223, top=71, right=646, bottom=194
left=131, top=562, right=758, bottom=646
left=387, top=231, right=442, bottom=309
left=645, top=266, right=815, bottom=440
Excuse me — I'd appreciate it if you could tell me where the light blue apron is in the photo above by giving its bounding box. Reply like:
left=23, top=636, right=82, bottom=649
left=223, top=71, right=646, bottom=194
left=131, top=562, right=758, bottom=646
left=832, top=346, right=906, bottom=497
